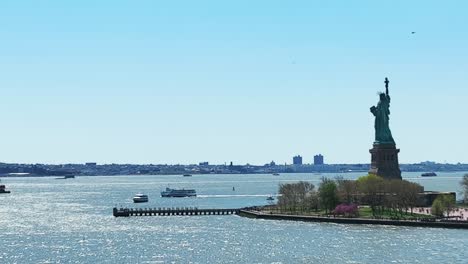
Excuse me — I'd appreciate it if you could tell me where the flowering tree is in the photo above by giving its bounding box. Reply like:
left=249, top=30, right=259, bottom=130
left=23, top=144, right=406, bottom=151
left=333, top=203, right=358, bottom=217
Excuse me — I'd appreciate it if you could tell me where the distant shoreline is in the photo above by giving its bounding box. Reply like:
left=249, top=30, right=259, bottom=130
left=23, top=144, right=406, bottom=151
left=1, top=162, right=468, bottom=177
left=1, top=170, right=468, bottom=178
left=2, top=170, right=468, bottom=178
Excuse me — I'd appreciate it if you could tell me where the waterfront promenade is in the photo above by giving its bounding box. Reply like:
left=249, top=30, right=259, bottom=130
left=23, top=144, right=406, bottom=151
left=414, top=207, right=468, bottom=221
left=239, top=210, right=468, bottom=229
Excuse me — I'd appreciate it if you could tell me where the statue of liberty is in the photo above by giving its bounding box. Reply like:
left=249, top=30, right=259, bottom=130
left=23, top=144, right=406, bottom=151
left=370, top=78, right=395, bottom=144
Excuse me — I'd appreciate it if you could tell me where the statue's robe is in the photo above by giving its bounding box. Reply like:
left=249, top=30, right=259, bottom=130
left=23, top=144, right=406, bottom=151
left=371, top=95, right=395, bottom=144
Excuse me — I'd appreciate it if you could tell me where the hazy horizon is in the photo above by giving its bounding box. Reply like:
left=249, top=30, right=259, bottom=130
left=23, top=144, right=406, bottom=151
left=1, top=160, right=465, bottom=167
left=1, top=1, right=467, bottom=165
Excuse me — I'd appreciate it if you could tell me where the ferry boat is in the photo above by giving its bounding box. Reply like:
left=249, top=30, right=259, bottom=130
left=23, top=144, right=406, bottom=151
left=0, top=184, right=10, bottom=194
left=133, top=194, right=149, bottom=203
left=161, top=188, right=196, bottom=198
left=421, top=172, right=437, bottom=177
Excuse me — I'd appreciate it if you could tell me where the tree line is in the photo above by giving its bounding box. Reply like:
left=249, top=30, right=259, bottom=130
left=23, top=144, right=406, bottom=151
left=277, top=175, right=426, bottom=218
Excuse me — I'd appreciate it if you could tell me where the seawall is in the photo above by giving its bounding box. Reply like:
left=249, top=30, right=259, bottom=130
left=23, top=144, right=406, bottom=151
left=239, top=210, right=468, bottom=229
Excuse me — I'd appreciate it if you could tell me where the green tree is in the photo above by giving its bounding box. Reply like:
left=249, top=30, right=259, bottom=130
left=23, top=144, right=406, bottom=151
left=441, top=194, right=455, bottom=217
left=356, top=174, right=385, bottom=216
left=431, top=194, right=456, bottom=217
left=431, top=198, right=444, bottom=217
left=318, top=178, right=339, bottom=214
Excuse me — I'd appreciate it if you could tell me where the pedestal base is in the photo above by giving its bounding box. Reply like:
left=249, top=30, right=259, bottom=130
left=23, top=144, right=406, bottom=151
left=369, top=143, right=402, bottom=180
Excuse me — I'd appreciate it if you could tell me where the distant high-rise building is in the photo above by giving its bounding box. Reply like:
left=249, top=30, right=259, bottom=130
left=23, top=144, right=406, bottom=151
left=199, top=162, right=209, bottom=166
left=293, top=155, right=303, bottom=165
left=314, top=154, right=324, bottom=165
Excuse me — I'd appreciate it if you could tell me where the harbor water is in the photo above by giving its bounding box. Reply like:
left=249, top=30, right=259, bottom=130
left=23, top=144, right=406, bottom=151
left=1, top=172, right=467, bottom=263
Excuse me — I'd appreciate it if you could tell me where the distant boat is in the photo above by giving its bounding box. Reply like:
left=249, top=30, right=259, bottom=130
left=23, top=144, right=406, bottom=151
left=183, top=174, right=192, bottom=177
left=161, top=188, right=196, bottom=198
left=56, top=175, right=75, bottom=179
left=272, top=173, right=280, bottom=176
left=266, top=195, right=275, bottom=201
left=421, top=172, right=437, bottom=177
left=0, top=184, right=10, bottom=194
left=133, top=194, right=149, bottom=203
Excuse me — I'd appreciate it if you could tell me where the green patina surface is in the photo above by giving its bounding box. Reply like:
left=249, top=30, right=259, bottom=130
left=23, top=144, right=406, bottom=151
left=370, top=78, right=395, bottom=144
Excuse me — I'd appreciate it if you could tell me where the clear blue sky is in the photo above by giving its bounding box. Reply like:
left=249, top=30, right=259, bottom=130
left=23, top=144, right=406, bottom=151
left=1, top=0, right=467, bottom=165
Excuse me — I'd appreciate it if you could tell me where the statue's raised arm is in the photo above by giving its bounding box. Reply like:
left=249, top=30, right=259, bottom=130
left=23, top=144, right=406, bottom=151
left=385, top=77, right=389, bottom=96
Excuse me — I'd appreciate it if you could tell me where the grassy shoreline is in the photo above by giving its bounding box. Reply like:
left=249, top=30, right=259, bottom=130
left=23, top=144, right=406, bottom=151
left=259, top=206, right=436, bottom=221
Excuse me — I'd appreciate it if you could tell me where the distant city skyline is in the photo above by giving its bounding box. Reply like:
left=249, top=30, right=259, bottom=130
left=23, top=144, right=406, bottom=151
left=1, top=1, right=467, bottom=165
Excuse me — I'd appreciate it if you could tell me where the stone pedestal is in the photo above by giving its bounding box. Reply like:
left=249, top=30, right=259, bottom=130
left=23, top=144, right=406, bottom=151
left=369, top=143, right=402, bottom=180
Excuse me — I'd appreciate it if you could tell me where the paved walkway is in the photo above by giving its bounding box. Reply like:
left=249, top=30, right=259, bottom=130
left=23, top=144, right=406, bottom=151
left=414, top=207, right=468, bottom=220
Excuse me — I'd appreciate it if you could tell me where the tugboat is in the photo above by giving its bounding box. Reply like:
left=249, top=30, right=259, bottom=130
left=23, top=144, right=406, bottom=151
left=0, top=184, right=11, bottom=194
left=133, top=194, right=149, bottom=203
left=421, top=172, right=437, bottom=177
left=161, top=188, right=196, bottom=197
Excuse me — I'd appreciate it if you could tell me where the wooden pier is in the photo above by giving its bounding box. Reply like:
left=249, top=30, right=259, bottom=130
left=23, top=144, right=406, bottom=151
left=113, top=207, right=241, bottom=217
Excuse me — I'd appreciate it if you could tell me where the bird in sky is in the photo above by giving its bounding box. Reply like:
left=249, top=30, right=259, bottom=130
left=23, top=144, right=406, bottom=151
left=411, top=31, right=416, bottom=34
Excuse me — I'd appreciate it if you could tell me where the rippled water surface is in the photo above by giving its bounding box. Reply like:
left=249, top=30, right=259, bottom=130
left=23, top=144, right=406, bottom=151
left=1, top=172, right=467, bottom=263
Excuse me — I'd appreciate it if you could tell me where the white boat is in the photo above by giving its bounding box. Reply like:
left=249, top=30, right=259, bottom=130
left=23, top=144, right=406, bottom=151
left=133, top=194, right=148, bottom=203
left=266, top=195, right=274, bottom=201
